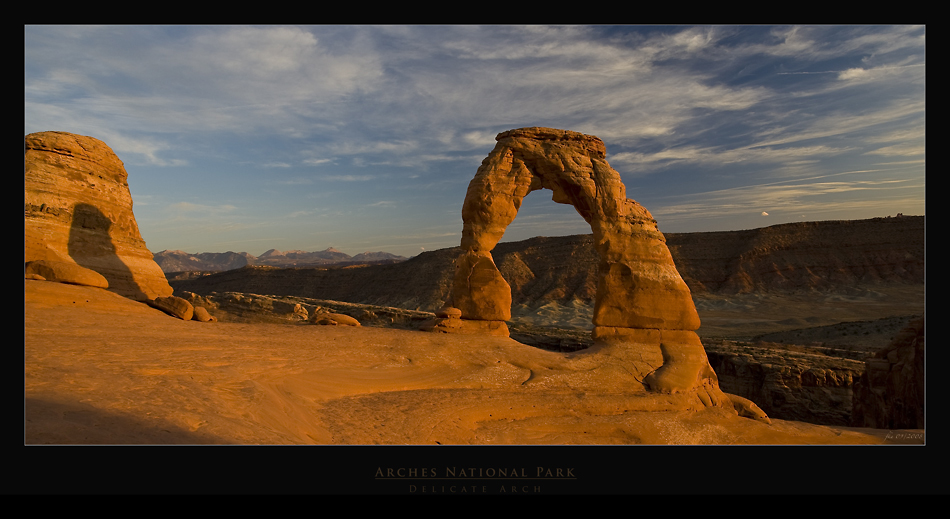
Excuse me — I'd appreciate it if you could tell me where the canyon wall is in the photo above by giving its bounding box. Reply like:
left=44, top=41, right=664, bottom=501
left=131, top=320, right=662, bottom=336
left=172, top=216, right=924, bottom=313
left=666, top=217, right=924, bottom=294
left=705, top=342, right=866, bottom=426
left=850, top=317, right=925, bottom=429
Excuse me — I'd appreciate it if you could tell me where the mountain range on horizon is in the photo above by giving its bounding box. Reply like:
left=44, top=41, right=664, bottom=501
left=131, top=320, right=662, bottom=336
left=156, top=214, right=924, bottom=277
left=170, top=215, right=925, bottom=316
left=153, top=247, right=408, bottom=272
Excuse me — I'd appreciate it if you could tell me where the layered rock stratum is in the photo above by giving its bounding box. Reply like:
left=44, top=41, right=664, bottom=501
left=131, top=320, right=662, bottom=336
left=25, top=131, right=172, bottom=301
left=172, top=216, right=923, bottom=317
left=851, top=317, right=925, bottom=429
left=666, top=216, right=924, bottom=294
left=704, top=341, right=866, bottom=426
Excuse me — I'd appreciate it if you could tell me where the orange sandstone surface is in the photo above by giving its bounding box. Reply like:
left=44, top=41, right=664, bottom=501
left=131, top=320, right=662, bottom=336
left=25, top=279, right=901, bottom=446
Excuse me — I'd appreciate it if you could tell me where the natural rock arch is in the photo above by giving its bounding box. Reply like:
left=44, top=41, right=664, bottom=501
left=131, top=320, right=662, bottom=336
left=427, top=127, right=727, bottom=399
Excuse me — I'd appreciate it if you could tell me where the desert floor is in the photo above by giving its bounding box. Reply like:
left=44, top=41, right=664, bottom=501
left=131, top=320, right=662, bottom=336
left=25, top=279, right=926, bottom=445
left=22, top=279, right=930, bottom=493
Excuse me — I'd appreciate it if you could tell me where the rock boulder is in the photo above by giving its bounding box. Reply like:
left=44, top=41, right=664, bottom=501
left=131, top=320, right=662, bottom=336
left=310, top=311, right=361, bottom=327
left=24, top=259, right=109, bottom=289
left=147, top=296, right=194, bottom=321
left=192, top=306, right=217, bottom=322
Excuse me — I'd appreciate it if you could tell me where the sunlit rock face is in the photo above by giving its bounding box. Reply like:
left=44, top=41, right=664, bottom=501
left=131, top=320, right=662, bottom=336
left=431, top=127, right=731, bottom=404
left=451, top=127, right=699, bottom=332
left=25, top=131, right=173, bottom=301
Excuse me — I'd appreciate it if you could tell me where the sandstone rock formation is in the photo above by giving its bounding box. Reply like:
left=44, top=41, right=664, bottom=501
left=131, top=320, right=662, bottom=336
left=429, top=127, right=731, bottom=406
left=291, top=303, right=310, bottom=321
left=25, top=131, right=173, bottom=301
left=24, top=259, right=109, bottom=289
left=666, top=216, right=925, bottom=294
left=147, top=296, right=194, bottom=321
left=192, top=306, right=217, bottom=322
left=176, top=291, right=435, bottom=329
left=851, top=317, right=924, bottom=429
left=727, top=393, right=771, bottom=424
left=310, top=310, right=361, bottom=327
left=705, top=341, right=866, bottom=425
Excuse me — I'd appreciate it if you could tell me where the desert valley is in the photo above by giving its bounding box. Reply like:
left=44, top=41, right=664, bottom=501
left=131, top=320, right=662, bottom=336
left=24, top=129, right=927, bottom=494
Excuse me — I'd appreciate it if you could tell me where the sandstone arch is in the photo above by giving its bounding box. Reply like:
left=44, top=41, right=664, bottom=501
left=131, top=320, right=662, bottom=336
left=429, top=127, right=723, bottom=397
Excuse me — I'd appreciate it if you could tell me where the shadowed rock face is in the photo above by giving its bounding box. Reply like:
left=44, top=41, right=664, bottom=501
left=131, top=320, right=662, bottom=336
left=170, top=217, right=923, bottom=321
left=24, top=131, right=172, bottom=301
left=850, top=317, right=924, bottom=429
left=431, top=127, right=731, bottom=405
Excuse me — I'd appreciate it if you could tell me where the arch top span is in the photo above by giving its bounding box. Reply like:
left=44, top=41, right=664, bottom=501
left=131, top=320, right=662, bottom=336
left=461, top=127, right=628, bottom=253
left=494, top=127, right=607, bottom=159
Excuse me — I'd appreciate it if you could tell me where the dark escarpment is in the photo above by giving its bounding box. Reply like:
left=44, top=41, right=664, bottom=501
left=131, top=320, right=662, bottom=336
left=666, top=216, right=923, bottom=294
left=172, top=216, right=923, bottom=313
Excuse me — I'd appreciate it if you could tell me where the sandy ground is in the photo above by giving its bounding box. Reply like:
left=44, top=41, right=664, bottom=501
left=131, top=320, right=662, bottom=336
left=22, top=280, right=931, bottom=493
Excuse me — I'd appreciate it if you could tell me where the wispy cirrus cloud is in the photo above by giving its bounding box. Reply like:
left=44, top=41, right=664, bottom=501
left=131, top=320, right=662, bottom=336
left=320, top=174, right=377, bottom=182
left=651, top=171, right=924, bottom=227
left=167, top=201, right=238, bottom=214
left=25, top=25, right=925, bottom=257
left=610, top=143, right=855, bottom=173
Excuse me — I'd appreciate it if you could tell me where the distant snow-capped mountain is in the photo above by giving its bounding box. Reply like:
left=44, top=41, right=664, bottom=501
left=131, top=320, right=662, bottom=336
left=153, top=248, right=407, bottom=273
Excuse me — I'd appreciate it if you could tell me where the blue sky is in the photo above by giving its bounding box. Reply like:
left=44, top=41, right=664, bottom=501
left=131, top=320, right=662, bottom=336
left=25, top=25, right=925, bottom=258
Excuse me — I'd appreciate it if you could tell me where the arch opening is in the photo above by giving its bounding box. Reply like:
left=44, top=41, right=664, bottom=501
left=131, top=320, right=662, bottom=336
left=495, top=187, right=594, bottom=245
left=491, top=187, right=600, bottom=352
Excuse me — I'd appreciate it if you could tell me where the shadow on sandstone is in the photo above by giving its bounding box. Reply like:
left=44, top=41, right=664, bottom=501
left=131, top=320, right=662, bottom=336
left=25, top=397, right=222, bottom=445
left=68, top=203, right=149, bottom=301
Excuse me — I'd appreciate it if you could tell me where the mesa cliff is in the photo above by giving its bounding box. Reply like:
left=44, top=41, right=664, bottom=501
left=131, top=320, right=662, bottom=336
left=172, top=216, right=924, bottom=314
left=666, top=216, right=923, bottom=293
